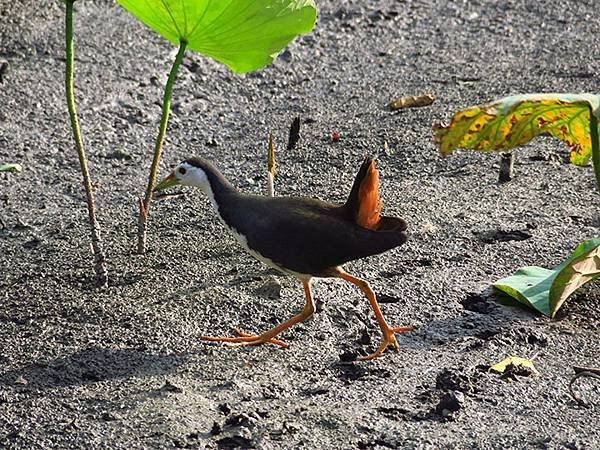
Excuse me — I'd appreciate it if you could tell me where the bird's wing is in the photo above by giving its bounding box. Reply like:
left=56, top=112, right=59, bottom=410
left=227, top=196, right=405, bottom=276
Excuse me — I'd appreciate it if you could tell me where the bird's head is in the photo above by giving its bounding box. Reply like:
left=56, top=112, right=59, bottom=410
left=154, top=160, right=209, bottom=192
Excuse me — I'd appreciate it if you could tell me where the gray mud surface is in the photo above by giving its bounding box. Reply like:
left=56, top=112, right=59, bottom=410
left=1, top=0, right=599, bottom=448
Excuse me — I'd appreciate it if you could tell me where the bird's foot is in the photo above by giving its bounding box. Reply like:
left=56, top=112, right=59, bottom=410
left=201, top=327, right=289, bottom=349
left=358, top=325, right=414, bottom=361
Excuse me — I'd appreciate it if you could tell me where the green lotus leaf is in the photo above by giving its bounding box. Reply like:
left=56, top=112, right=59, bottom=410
left=117, top=0, right=317, bottom=73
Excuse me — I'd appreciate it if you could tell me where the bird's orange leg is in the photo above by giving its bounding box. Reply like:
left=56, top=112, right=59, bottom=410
left=335, top=268, right=414, bottom=361
left=201, top=279, right=315, bottom=350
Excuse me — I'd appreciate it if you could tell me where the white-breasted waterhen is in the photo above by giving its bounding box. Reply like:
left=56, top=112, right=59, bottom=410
left=154, top=156, right=413, bottom=360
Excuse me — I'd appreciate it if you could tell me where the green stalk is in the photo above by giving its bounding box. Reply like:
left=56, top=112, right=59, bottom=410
left=589, top=110, right=600, bottom=194
left=137, top=40, right=187, bottom=254
left=65, top=0, right=108, bottom=287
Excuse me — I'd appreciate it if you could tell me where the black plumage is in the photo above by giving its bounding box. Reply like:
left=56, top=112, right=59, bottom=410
left=184, top=157, right=407, bottom=276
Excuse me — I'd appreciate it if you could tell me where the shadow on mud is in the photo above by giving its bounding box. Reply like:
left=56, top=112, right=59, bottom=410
left=0, top=346, right=189, bottom=389
left=400, top=288, right=539, bottom=350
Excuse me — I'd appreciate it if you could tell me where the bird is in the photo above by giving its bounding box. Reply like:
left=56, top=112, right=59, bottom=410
left=154, top=156, right=413, bottom=360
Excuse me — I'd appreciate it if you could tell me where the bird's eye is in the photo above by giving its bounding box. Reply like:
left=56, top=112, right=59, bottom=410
left=178, top=167, right=187, bottom=175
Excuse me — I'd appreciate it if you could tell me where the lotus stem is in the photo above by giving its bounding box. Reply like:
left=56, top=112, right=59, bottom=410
left=137, top=40, right=187, bottom=254
left=65, top=0, right=108, bottom=287
left=589, top=111, right=600, bottom=194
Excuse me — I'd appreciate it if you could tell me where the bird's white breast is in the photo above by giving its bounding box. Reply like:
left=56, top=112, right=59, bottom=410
left=202, top=183, right=308, bottom=279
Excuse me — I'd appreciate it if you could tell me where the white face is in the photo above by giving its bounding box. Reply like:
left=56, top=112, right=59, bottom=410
left=173, top=162, right=208, bottom=188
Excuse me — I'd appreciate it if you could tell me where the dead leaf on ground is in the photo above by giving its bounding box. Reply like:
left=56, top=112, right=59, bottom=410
left=489, top=356, right=539, bottom=381
left=389, top=94, right=435, bottom=110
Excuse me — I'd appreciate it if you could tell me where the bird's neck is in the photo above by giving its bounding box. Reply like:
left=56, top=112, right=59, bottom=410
left=198, top=168, right=238, bottom=214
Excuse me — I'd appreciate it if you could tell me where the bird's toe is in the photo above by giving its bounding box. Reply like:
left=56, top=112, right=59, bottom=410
left=358, top=325, right=413, bottom=361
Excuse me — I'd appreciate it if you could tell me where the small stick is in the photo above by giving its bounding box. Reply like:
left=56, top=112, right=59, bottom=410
left=267, top=132, right=276, bottom=197
left=0, top=59, right=8, bottom=83
left=569, top=366, right=600, bottom=407
left=286, top=117, right=301, bottom=151
left=138, top=197, right=147, bottom=220
left=574, top=366, right=600, bottom=375
left=498, top=152, right=514, bottom=183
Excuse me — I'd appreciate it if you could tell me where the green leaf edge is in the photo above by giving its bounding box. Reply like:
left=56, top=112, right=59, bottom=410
left=493, top=266, right=555, bottom=316
left=497, top=93, right=600, bottom=118
left=116, top=0, right=317, bottom=74
left=0, top=163, right=22, bottom=173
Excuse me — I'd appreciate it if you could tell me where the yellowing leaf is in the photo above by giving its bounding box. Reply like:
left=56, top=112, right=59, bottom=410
left=550, top=241, right=600, bottom=315
left=490, top=356, right=538, bottom=376
left=434, top=93, right=600, bottom=166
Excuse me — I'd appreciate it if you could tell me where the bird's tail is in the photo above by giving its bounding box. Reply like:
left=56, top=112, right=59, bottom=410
left=345, top=157, right=383, bottom=230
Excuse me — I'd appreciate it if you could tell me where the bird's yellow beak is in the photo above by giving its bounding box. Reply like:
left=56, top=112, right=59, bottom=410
left=154, top=172, right=179, bottom=192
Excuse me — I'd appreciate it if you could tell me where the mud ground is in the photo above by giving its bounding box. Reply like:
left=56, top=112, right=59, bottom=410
left=1, top=0, right=599, bottom=448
